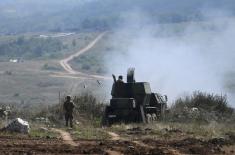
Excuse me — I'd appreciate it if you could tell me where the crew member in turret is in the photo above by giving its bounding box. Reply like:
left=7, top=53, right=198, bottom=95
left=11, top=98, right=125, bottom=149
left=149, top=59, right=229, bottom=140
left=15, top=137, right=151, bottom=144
left=114, top=75, right=125, bottom=97
left=117, top=75, right=124, bottom=83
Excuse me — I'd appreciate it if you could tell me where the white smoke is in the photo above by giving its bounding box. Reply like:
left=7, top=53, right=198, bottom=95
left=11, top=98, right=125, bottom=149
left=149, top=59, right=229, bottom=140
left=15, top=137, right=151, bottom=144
left=105, top=11, right=235, bottom=106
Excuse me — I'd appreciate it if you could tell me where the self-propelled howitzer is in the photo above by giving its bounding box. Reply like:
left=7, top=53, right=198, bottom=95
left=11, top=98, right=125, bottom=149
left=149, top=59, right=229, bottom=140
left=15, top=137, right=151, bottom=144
left=102, top=68, right=167, bottom=126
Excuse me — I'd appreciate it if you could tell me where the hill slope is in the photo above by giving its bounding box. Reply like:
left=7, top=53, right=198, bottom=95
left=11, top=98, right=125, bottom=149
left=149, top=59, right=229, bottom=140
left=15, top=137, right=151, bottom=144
left=0, top=0, right=235, bottom=34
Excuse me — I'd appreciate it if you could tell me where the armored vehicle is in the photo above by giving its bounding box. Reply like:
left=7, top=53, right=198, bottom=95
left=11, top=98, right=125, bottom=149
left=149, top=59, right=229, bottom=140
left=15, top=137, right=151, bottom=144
left=102, top=68, right=167, bottom=126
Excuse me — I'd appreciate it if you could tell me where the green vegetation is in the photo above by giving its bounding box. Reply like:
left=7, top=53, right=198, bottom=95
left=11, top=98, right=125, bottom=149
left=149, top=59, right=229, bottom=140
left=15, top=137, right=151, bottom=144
left=1, top=0, right=235, bottom=34
left=70, top=33, right=125, bottom=75
left=0, top=36, right=65, bottom=59
left=167, top=91, right=234, bottom=123
left=0, top=91, right=234, bottom=142
left=71, top=54, right=107, bottom=74
left=5, top=90, right=233, bottom=129
left=42, top=63, right=62, bottom=71
left=109, top=121, right=235, bottom=140
left=34, top=93, right=105, bottom=126
left=69, top=126, right=108, bottom=140
left=29, top=128, right=58, bottom=139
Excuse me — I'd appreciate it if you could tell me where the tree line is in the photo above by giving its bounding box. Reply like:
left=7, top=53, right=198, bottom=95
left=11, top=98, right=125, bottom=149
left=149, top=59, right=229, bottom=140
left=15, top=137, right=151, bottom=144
left=0, top=36, right=65, bottom=59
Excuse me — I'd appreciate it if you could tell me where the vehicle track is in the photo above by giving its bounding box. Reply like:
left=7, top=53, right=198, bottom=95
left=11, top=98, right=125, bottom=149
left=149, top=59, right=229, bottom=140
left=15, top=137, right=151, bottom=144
left=53, top=32, right=111, bottom=80
left=53, top=129, right=123, bottom=155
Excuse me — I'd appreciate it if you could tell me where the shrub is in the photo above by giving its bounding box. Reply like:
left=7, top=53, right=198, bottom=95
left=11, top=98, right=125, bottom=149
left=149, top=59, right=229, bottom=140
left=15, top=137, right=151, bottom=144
left=73, top=93, right=105, bottom=120
left=34, top=93, right=105, bottom=126
left=167, top=91, right=234, bottom=123
left=42, top=63, right=62, bottom=71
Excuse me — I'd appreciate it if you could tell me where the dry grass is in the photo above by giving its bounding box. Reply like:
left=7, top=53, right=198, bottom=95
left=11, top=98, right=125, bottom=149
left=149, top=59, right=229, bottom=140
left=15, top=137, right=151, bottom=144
left=0, top=32, right=106, bottom=106
left=108, top=121, right=235, bottom=141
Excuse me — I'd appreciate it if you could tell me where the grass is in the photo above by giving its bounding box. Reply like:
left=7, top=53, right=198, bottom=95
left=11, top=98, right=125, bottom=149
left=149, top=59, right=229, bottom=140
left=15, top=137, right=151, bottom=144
left=1, top=115, right=234, bottom=143
left=156, top=122, right=235, bottom=139
left=0, top=32, right=100, bottom=61
left=42, top=62, right=63, bottom=71
left=70, top=32, right=128, bottom=75
left=108, top=121, right=235, bottom=140
left=0, top=119, right=59, bottom=139
left=69, top=125, right=109, bottom=140
left=0, top=32, right=107, bottom=106
left=29, top=128, right=59, bottom=139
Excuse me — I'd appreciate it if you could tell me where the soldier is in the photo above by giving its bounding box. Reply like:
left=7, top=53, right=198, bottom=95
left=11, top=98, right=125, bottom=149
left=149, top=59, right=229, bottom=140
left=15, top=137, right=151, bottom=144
left=115, top=75, right=125, bottom=97
left=63, top=95, right=75, bottom=128
left=117, top=75, right=124, bottom=83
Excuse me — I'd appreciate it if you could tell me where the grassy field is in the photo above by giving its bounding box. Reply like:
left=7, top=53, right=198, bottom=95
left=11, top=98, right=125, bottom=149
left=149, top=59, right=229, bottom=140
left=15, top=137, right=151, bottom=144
left=0, top=31, right=108, bottom=108
left=0, top=32, right=100, bottom=60
left=109, top=122, right=235, bottom=141
left=0, top=61, right=107, bottom=107
left=1, top=117, right=234, bottom=155
left=0, top=90, right=234, bottom=155
left=70, top=32, right=130, bottom=75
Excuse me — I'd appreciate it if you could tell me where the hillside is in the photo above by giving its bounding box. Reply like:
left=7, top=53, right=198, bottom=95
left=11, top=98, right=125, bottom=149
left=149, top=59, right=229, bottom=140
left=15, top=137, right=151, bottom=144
left=0, top=0, right=235, bottom=34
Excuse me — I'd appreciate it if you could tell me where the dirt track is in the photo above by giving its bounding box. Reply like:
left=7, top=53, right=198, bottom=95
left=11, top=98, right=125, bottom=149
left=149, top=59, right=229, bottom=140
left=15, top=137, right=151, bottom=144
left=1, top=127, right=233, bottom=155
left=52, top=128, right=79, bottom=147
left=53, top=32, right=111, bottom=80
left=59, top=33, right=106, bottom=75
left=0, top=133, right=234, bottom=155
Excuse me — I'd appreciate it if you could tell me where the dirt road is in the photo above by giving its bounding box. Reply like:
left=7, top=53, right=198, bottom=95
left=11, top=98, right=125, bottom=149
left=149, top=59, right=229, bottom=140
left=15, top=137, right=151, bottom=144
left=0, top=132, right=234, bottom=154
left=53, top=129, right=124, bottom=155
left=57, top=32, right=111, bottom=80
left=107, top=131, right=121, bottom=141
left=52, top=128, right=78, bottom=146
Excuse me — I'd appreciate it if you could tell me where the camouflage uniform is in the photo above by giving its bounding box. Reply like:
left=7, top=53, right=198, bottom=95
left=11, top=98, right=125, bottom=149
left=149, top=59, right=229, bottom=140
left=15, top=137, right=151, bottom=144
left=63, top=96, right=75, bottom=127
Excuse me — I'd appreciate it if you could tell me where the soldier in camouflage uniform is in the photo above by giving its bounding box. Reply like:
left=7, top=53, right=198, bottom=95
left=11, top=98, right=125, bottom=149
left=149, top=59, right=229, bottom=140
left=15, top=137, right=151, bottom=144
left=63, top=96, right=75, bottom=128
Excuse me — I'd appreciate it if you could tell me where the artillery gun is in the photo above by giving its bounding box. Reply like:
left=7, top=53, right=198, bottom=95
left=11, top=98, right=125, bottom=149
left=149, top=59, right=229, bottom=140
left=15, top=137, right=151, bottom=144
left=102, top=68, right=167, bottom=126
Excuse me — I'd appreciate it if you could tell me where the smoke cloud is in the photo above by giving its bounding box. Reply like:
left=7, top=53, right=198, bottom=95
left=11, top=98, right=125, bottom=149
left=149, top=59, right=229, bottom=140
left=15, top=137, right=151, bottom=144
left=105, top=10, right=235, bottom=106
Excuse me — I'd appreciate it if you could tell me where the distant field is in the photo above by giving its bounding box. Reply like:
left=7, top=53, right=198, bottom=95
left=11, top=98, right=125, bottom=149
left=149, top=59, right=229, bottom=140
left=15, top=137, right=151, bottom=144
left=0, top=60, right=108, bottom=107
left=0, top=32, right=99, bottom=60
left=0, top=32, right=108, bottom=108
left=70, top=32, right=130, bottom=75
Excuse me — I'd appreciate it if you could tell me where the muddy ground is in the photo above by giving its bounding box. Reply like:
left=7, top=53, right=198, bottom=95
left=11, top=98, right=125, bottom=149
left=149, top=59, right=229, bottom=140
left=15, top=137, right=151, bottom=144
left=0, top=133, right=234, bottom=155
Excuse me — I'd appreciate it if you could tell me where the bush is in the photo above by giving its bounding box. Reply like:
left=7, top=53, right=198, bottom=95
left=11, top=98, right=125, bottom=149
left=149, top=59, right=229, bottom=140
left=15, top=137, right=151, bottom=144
left=167, top=91, right=234, bottom=123
left=73, top=93, right=105, bottom=120
left=34, top=93, right=105, bottom=126
left=42, top=63, right=62, bottom=71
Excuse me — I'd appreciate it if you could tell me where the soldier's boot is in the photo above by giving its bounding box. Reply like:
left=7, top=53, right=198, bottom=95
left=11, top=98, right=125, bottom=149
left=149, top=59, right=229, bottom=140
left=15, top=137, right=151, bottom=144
left=65, top=114, right=69, bottom=127
left=70, top=118, right=73, bottom=128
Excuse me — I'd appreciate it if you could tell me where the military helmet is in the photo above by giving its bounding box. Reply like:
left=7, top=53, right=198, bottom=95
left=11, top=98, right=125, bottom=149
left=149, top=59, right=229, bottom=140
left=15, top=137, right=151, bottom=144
left=118, top=75, right=123, bottom=80
left=66, top=95, right=71, bottom=100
